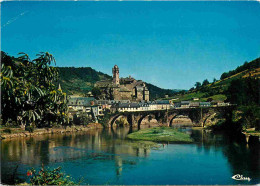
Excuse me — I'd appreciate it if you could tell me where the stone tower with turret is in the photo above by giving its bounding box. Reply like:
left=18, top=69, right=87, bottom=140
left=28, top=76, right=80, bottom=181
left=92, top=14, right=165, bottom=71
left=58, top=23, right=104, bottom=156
left=112, top=65, right=120, bottom=85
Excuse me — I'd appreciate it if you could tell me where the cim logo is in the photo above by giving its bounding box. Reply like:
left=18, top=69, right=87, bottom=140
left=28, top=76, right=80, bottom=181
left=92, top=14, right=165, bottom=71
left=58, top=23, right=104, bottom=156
left=231, top=174, right=251, bottom=182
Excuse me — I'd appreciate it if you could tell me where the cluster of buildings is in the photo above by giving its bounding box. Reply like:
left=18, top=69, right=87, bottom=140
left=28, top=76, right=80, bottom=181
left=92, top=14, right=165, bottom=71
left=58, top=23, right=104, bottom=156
left=95, top=65, right=149, bottom=101
left=68, top=97, right=171, bottom=121
left=68, top=95, right=230, bottom=122
left=67, top=65, right=230, bottom=122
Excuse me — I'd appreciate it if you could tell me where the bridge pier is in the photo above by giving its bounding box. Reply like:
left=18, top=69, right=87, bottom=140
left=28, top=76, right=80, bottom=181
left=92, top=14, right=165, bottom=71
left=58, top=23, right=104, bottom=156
left=127, top=114, right=138, bottom=128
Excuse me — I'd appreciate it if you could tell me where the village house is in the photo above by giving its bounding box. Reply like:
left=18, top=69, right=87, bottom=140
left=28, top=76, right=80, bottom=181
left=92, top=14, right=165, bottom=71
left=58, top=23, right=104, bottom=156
left=190, top=102, right=200, bottom=108
left=199, top=102, right=211, bottom=107
left=181, top=101, right=190, bottom=108
left=68, top=97, right=96, bottom=112
left=154, top=100, right=171, bottom=110
left=111, top=103, right=140, bottom=112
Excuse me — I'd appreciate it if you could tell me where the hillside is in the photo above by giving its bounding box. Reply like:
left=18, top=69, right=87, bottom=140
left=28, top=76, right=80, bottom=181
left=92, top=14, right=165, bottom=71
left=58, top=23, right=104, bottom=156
left=57, top=67, right=179, bottom=99
left=167, top=57, right=260, bottom=102
left=57, top=67, right=112, bottom=95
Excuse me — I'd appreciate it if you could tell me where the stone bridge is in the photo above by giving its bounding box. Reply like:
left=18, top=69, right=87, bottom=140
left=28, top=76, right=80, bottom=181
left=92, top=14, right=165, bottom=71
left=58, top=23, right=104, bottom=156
left=107, top=106, right=235, bottom=129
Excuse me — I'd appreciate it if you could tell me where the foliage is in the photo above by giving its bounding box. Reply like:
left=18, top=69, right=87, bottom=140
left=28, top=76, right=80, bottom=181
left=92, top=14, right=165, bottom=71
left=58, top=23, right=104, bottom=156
left=57, top=67, right=112, bottom=95
left=1, top=52, right=69, bottom=128
left=226, top=77, right=259, bottom=106
left=125, top=140, right=162, bottom=150
left=98, top=109, right=112, bottom=127
left=127, top=127, right=193, bottom=142
left=194, top=82, right=201, bottom=89
left=27, top=166, right=78, bottom=185
left=73, top=112, right=93, bottom=125
left=234, top=105, right=260, bottom=130
left=91, top=87, right=102, bottom=99
left=189, top=87, right=195, bottom=92
left=220, top=58, right=260, bottom=80
left=3, top=128, right=12, bottom=133
left=202, top=79, right=209, bottom=86
left=25, top=125, right=35, bottom=133
left=56, top=66, right=180, bottom=99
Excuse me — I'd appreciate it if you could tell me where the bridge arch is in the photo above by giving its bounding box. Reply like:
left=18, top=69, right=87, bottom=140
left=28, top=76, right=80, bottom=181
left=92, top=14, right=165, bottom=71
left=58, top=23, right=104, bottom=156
left=168, top=114, right=193, bottom=127
left=202, top=113, right=217, bottom=127
left=109, top=114, right=130, bottom=128
left=137, top=113, right=158, bottom=129
left=168, top=114, right=178, bottom=127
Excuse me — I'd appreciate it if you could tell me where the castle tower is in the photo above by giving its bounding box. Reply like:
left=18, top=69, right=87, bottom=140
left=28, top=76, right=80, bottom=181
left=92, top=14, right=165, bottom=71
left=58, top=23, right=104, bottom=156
left=112, top=65, right=120, bottom=85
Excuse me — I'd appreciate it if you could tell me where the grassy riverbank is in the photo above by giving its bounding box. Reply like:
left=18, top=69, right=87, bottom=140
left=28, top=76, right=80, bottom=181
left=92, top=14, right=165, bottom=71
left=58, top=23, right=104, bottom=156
left=127, top=127, right=193, bottom=143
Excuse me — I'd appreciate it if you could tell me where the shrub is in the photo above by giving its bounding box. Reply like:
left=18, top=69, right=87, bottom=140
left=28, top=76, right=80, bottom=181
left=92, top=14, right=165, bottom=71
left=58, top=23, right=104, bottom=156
left=3, top=128, right=12, bottom=133
left=27, top=165, right=78, bottom=185
left=25, top=125, right=34, bottom=133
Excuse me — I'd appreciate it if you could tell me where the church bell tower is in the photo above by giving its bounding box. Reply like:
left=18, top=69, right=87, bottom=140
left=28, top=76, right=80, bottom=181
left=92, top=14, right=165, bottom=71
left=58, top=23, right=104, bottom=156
left=112, top=65, right=120, bottom=85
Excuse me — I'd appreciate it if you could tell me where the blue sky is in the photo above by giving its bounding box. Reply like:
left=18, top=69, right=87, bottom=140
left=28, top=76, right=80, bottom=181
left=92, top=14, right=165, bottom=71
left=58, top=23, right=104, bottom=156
left=1, top=1, right=260, bottom=89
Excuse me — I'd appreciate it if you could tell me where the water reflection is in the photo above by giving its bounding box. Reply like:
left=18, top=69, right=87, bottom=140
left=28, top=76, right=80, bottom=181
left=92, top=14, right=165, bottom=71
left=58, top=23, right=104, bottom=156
left=1, top=127, right=152, bottom=184
left=1, top=126, right=259, bottom=185
left=191, top=129, right=260, bottom=183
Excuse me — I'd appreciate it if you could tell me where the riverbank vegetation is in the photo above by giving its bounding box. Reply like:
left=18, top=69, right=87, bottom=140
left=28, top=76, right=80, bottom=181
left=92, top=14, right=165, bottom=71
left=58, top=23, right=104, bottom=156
left=1, top=52, right=69, bottom=130
left=26, top=166, right=80, bottom=185
left=127, top=127, right=193, bottom=143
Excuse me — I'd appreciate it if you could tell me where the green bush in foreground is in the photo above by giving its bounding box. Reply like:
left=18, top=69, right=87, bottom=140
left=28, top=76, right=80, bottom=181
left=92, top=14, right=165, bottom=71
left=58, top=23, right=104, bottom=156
left=127, top=127, right=193, bottom=143
left=27, top=165, right=79, bottom=185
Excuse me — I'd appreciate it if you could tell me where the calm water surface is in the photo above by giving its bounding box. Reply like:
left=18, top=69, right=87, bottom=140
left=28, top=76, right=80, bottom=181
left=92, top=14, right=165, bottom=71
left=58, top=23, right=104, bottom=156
left=1, top=127, right=260, bottom=185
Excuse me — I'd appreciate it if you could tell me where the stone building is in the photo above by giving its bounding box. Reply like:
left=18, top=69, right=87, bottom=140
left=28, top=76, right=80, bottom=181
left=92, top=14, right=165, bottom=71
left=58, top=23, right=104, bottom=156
left=95, top=65, right=149, bottom=101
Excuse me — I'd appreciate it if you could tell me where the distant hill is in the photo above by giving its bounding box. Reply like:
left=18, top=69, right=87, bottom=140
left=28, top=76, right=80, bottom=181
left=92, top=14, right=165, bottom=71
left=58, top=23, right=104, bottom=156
left=167, top=57, right=260, bottom=102
left=57, top=67, right=112, bottom=95
left=57, top=67, right=180, bottom=99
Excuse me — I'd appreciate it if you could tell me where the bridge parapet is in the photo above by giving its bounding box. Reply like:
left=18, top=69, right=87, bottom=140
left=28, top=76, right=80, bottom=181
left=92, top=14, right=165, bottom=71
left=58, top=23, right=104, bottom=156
left=107, top=106, right=235, bottom=128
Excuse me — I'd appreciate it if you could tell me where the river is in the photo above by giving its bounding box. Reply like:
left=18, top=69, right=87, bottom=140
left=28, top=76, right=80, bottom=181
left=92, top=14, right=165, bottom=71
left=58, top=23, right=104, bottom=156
left=1, top=126, right=259, bottom=185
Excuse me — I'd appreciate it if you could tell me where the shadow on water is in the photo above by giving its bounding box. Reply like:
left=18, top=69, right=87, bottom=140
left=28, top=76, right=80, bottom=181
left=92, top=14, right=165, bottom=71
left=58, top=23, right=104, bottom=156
left=190, top=128, right=260, bottom=183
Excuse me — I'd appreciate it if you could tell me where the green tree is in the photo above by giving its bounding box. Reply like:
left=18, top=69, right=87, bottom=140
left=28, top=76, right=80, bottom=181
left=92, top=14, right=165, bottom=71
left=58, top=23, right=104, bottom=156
left=226, top=77, right=260, bottom=130
left=226, top=77, right=259, bottom=106
left=91, top=87, right=101, bottom=99
left=220, top=72, right=229, bottom=80
left=194, top=82, right=201, bottom=89
left=202, top=79, right=209, bottom=86
left=1, top=52, right=69, bottom=128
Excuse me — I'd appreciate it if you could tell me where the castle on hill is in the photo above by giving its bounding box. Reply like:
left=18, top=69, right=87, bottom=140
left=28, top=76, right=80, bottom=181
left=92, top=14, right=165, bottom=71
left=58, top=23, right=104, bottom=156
left=95, top=65, right=149, bottom=101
